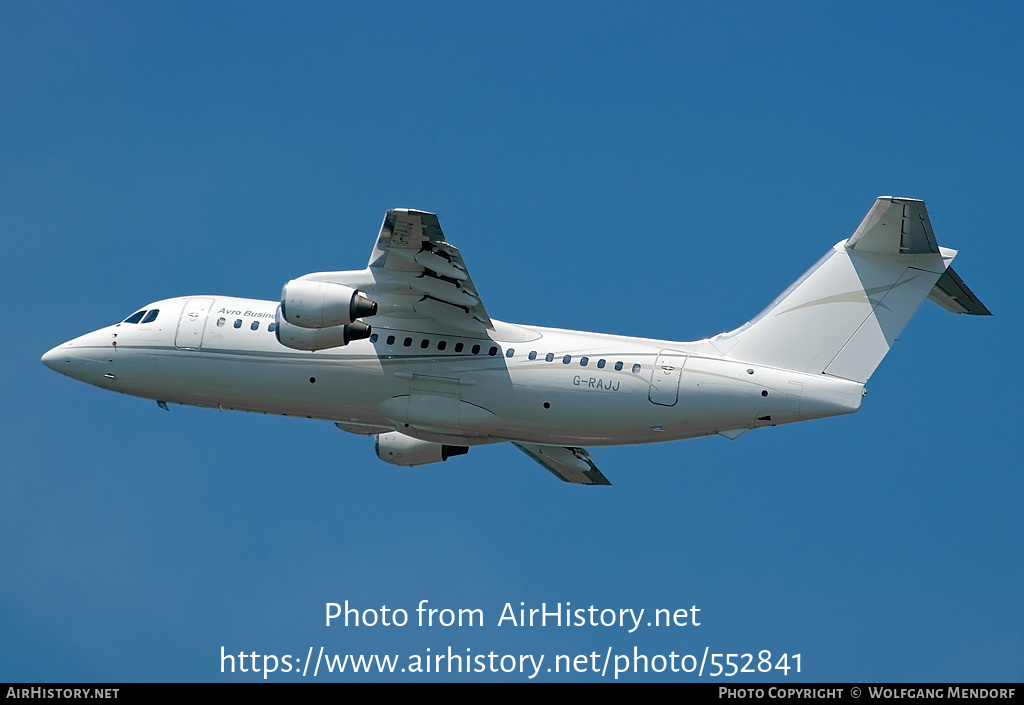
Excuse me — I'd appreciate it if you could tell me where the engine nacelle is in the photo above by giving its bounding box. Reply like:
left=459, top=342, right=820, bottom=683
left=275, top=307, right=372, bottom=351
left=280, top=279, right=377, bottom=329
left=374, top=431, right=469, bottom=467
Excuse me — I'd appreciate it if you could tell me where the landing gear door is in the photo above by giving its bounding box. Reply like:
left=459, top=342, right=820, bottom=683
left=175, top=297, right=215, bottom=350
left=648, top=351, right=687, bottom=406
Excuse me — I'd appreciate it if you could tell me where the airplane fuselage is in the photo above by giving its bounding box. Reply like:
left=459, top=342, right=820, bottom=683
left=43, top=201, right=988, bottom=483
left=43, top=293, right=864, bottom=448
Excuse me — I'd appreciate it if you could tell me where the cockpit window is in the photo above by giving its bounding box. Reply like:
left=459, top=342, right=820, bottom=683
left=123, top=310, right=147, bottom=324
left=141, top=309, right=159, bottom=324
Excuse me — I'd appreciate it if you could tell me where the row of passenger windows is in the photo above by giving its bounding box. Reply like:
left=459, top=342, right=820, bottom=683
left=123, top=311, right=642, bottom=373
left=216, top=317, right=277, bottom=332
left=368, top=333, right=642, bottom=373
left=122, top=309, right=160, bottom=324
left=370, top=333, right=498, bottom=356
left=523, top=351, right=640, bottom=373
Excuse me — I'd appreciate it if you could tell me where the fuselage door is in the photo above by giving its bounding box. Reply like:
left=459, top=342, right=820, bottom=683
left=648, top=351, right=688, bottom=406
left=174, top=297, right=215, bottom=350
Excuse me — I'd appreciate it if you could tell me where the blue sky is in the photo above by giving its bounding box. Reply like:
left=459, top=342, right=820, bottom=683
left=3, top=2, right=1021, bottom=682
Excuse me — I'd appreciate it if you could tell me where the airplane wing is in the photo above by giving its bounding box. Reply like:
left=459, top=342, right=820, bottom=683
left=513, top=443, right=612, bottom=485
left=367, top=209, right=493, bottom=334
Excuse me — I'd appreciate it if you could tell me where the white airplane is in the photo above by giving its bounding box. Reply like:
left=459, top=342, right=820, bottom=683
left=42, top=197, right=989, bottom=485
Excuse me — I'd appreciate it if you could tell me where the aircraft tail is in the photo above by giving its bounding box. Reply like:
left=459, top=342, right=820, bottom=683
left=709, top=197, right=990, bottom=383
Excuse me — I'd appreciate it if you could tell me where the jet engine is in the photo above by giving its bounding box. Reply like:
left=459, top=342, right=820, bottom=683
left=275, top=309, right=372, bottom=351
left=280, top=280, right=377, bottom=329
left=374, top=431, right=469, bottom=467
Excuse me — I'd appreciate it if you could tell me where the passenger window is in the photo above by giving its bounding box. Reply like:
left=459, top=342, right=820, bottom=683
left=614, top=361, right=623, bottom=371
left=403, top=337, right=412, bottom=347
left=420, top=339, right=430, bottom=349
left=370, top=333, right=378, bottom=343
left=489, top=346, right=498, bottom=356
left=471, top=344, right=481, bottom=355
left=123, top=310, right=146, bottom=324
left=506, top=348, right=514, bottom=358
left=545, top=353, right=554, bottom=362
left=455, top=342, right=464, bottom=352
left=632, top=363, right=641, bottom=374
left=562, top=355, right=571, bottom=364
left=141, top=309, right=159, bottom=324
left=251, top=321, right=259, bottom=331
left=528, top=351, right=537, bottom=360
left=268, top=323, right=277, bottom=332
left=597, top=359, right=605, bottom=369
left=234, top=319, right=242, bottom=329
left=386, top=335, right=395, bottom=345
left=580, top=356, right=589, bottom=367
left=216, top=317, right=226, bottom=327
left=437, top=340, right=447, bottom=351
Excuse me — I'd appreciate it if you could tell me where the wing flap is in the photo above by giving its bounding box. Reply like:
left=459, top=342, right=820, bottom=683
left=513, top=443, right=611, bottom=485
left=412, top=298, right=488, bottom=334
left=386, top=246, right=469, bottom=281
left=368, top=209, right=492, bottom=331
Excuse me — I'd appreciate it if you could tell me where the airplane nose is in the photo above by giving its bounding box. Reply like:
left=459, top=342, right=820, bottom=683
left=41, top=344, right=66, bottom=372
left=42, top=329, right=118, bottom=383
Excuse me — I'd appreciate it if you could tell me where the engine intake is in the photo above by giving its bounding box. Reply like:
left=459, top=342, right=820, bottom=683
left=280, top=280, right=377, bottom=329
left=375, top=431, right=469, bottom=467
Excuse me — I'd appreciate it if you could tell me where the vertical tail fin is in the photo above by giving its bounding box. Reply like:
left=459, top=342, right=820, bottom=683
left=709, top=197, right=989, bottom=383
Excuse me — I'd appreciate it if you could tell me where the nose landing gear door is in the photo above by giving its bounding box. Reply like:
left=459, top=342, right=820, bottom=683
left=175, top=298, right=215, bottom=350
left=648, top=351, right=687, bottom=406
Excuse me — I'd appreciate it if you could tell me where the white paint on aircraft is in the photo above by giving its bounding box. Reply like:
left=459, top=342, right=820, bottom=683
left=42, top=198, right=990, bottom=485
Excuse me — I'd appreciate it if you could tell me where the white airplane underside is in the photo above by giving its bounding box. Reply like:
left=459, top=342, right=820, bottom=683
left=42, top=198, right=989, bottom=485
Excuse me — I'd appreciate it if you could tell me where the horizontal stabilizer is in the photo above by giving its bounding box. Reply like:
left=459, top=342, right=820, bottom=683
left=513, top=443, right=611, bottom=485
left=847, top=197, right=939, bottom=255
left=713, top=196, right=985, bottom=383
left=927, top=266, right=992, bottom=315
